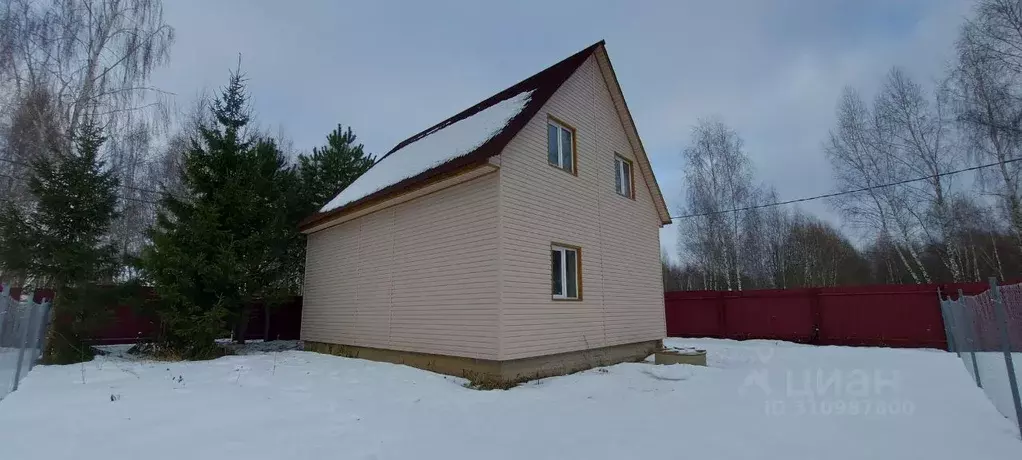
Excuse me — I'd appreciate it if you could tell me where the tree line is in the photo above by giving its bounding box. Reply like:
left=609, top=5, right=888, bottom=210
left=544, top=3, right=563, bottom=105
left=667, top=0, right=1022, bottom=291
left=0, top=0, right=374, bottom=361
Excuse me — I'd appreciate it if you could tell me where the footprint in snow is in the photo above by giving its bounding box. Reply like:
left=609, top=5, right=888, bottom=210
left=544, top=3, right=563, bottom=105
left=643, top=366, right=695, bottom=382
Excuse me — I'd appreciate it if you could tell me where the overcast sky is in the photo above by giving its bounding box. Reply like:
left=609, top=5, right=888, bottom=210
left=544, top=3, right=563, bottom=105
left=150, top=0, right=973, bottom=262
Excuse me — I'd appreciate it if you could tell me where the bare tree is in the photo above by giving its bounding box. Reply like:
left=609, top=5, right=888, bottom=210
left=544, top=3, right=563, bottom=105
left=952, top=0, right=1022, bottom=250
left=826, top=88, right=931, bottom=283
left=661, top=251, right=686, bottom=291
left=779, top=211, right=868, bottom=288
left=0, top=0, right=175, bottom=268
left=0, top=85, right=61, bottom=203
left=759, top=189, right=793, bottom=288
left=679, top=119, right=758, bottom=290
left=0, top=0, right=175, bottom=144
left=946, top=195, right=1022, bottom=282
left=875, top=68, right=964, bottom=280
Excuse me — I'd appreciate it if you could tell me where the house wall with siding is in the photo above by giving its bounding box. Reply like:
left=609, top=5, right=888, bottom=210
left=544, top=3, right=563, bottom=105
left=301, top=172, right=501, bottom=360
left=496, top=55, right=666, bottom=361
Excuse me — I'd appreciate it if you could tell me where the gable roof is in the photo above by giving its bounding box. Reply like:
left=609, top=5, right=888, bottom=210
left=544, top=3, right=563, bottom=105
left=299, top=41, right=603, bottom=232
left=300, top=40, right=672, bottom=232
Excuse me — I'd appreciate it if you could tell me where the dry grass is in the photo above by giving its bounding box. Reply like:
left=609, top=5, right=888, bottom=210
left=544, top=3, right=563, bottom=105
left=461, top=370, right=532, bottom=390
left=127, top=342, right=234, bottom=361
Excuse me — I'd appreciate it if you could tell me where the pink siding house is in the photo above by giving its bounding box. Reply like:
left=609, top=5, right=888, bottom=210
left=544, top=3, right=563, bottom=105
left=299, top=41, right=672, bottom=383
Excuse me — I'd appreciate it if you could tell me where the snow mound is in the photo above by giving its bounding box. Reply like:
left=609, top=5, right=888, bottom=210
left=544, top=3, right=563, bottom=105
left=320, top=91, right=534, bottom=213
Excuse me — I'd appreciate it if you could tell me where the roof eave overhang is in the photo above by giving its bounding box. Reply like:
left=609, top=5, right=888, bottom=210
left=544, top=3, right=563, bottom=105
left=299, top=161, right=498, bottom=234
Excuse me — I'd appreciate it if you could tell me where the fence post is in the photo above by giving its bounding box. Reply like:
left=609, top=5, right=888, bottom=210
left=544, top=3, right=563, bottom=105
left=34, top=300, right=51, bottom=361
left=809, top=288, right=822, bottom=345
left=0, top=284, right=10, bottom=347
left=20, top=298, right=43, bottom=375
left=960, top=288, right=983, bottom=388
left=0, top=284, right=10, bottom=394
left=938, top=288, right=956, bottom=352
left=988, top=277, right=1022, bottom=436
left=11, top=295, right=39, bottom=392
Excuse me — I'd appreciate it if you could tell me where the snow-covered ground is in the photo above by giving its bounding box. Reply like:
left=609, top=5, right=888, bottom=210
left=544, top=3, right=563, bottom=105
left=961, top=351, right=1022, bottom=424
left=0, top=347, right=18, bottom=396
left=0, top=346, right=36, bottom=399
left=0, top=338, right=1019, bottom=460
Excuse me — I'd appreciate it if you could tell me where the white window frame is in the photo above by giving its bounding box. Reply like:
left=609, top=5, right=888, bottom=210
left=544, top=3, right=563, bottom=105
left=551, top=244, right=581, bottom=300
left=614, top=154, right=633, bottom=198
left=547, top=119, right=575, bottom=173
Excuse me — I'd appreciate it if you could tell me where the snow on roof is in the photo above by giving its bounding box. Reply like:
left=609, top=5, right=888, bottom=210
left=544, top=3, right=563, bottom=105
left=320, top=90, right=535, bottom=214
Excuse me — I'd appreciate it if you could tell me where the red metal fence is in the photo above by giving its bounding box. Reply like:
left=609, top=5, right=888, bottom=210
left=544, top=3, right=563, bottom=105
left=88, top=296, right=303, bottom=344
left=18, top=282, right=1006, bottom=348
left=665, top=282, right=995, bottom=349
left=5, top=287, right=303, bottom=344
left=239, top=297, right=304, bottom=343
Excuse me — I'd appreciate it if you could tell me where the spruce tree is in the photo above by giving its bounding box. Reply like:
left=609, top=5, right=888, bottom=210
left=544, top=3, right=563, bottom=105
left=279, top=125, right=375, bottom=303
left=0, top=204, right=35, bottom=284
left=298, top=125, right=375, bottom=212
left=139, top=70, right=299, bottom=355
left=25, top=121, right=120, bottom=363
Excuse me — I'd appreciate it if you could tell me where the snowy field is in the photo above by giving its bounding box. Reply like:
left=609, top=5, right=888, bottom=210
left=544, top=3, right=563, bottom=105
left=0, top=339, right=1020, bottom=460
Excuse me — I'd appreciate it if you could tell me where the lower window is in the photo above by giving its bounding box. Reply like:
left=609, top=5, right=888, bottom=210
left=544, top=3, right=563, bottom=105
left=551, top=244, right=581, bottom=300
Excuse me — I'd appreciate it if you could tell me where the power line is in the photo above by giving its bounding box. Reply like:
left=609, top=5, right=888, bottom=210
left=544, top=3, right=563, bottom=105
left=670, top=157, right=1022, bottom=220
left=0, top=171, right=160, bottom=204
left=6, top=153, right=1021, bottom=219
left=0, top=156, right=166, bottom=197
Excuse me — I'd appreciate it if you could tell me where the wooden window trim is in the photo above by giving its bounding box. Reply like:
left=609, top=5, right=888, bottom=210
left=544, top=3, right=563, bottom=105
left=614, top=153, right=635, bottom=200
left=551, top=242, right=583, bottom=301
left=547, top=115, right=578, bottom=176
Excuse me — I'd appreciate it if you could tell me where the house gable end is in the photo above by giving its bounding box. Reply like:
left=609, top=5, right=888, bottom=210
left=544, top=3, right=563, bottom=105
left=494, top=53, right=667, bottom=361
left=495, top=48, right=670, bottom=227
left=593, top=47, right=672, bottom=226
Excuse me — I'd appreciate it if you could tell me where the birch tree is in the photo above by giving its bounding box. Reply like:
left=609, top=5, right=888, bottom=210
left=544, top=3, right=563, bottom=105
left=760, top=189, right=791, bottom=288
left=779, top=211, right=868, bottom=288
left=946, top=195, right=1021, bottom=282
left=952, top=0, right=1022, bottom=251
left=0, top=0, right=175, bottom=145
left=876, top=68, right=964, bottom=280
left=0, top=0, right=175, bottom=267
left=826, top=88, right=931, bottom=283
left=679, top=119, right=757, bottom=290
left=0, top=86, right=61, bottom=203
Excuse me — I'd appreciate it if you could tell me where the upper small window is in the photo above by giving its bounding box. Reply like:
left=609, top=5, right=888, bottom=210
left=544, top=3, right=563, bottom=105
left=614, top=154, right=633, bottom=198
left=547, top=119, right=575, bottom=174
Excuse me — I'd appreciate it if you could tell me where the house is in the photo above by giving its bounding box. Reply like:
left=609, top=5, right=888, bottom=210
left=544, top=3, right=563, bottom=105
left=298, top=41, right=672, bottom=382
